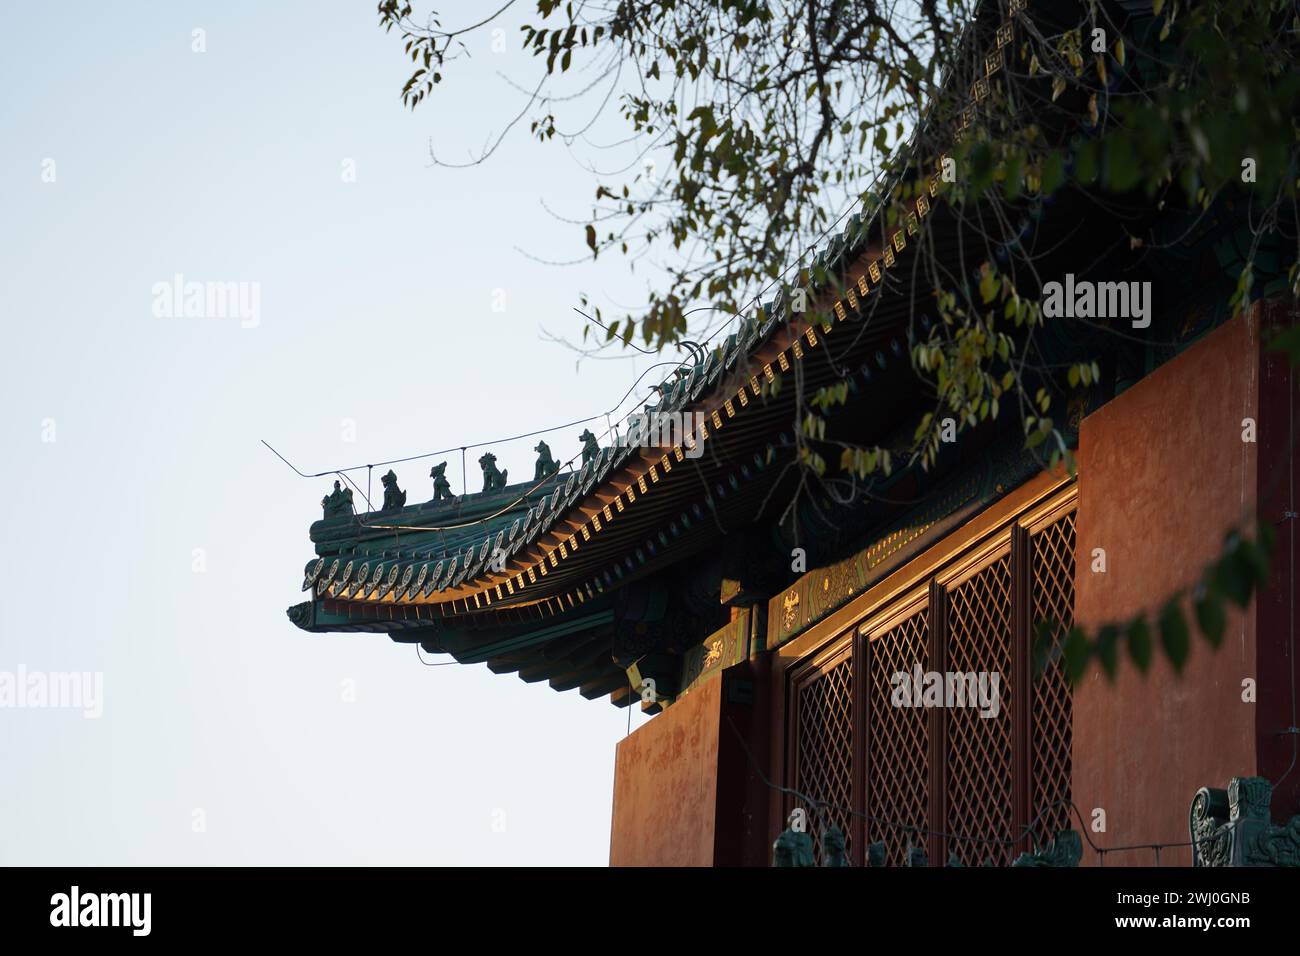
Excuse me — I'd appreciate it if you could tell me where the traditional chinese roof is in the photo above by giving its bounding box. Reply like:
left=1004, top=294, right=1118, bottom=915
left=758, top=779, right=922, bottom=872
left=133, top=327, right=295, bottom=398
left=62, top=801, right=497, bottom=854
left=284, top=0, right=1241, bottom=706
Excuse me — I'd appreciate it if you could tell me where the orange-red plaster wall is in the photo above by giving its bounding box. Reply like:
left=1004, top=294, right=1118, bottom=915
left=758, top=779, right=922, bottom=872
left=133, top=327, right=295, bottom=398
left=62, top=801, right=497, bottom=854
left=609, top=676, right=721, bottom=866
left=1073, top=312, right=1260, bottom=866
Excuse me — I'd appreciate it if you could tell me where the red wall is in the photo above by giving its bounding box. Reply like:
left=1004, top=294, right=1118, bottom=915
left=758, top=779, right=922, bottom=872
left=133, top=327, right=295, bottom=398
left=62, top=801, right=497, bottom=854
left=609, top=676, right=722, bottom=866
left=1073, top=313, right=1260, bottom=865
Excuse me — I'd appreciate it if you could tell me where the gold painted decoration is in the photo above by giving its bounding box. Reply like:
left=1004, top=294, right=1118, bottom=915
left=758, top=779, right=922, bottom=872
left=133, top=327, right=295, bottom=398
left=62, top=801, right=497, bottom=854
left=782, top=590, right=801, bottom=631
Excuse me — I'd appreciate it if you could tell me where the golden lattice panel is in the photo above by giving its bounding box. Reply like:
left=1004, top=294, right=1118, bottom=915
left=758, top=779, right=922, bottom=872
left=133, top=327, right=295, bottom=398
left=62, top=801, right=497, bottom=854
left=1029, top=513, right=1076, bottom=843
left=867, top=610, right=930, bottom=865
left=792, top=654, right=854, bottom=864
left=945, top=556, right=1014, bottom=865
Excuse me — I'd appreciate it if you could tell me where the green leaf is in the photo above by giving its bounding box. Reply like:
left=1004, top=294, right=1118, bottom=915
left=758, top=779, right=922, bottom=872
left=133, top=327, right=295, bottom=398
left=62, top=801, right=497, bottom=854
left=1062, top=627, right=1091, bottom=684
left=1194, top=586, right=1226, bottom=649
left=1040, top=152, right=1065, bottom=195
left=1158, top=599, right=1190, bottom=674
left=1239, top=536, right=1272, bottom=588
left=1214, top=545, right=1253, bottom=607
left=979, top=267, right=997, bottom=304
left=1095, top=624, right=1120, bottom=680
left=1127, top=615, right=1152, bottom=673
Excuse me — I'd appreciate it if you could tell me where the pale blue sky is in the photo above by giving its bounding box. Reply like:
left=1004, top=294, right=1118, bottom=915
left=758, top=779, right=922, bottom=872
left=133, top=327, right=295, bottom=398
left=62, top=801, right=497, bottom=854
left=0, top=1, right=680, bottom=864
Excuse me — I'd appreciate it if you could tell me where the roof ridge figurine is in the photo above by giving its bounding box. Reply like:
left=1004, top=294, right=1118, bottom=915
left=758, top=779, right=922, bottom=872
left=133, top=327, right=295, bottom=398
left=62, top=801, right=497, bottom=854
left=478, top=452, right=508, bottom=493
left=579, top=429, right=600, bottom=465
left=533, top=441, right=559, bottom=481
left=380, top=469, right=406, bottom=512
left=429, top=461, right=453, bottom=502
left=320, top=480, right=353, bottom=518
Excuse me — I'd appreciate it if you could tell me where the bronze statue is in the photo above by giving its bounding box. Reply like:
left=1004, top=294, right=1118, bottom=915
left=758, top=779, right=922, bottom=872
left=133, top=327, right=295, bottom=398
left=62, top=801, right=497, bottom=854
left=579, top=428, right=600, bottom=465
left=533, top=441, right=559, bottom=481
left=429, top=462, right=453, bottom=502
left=321, top=480, right=353, bottom=518
left=479, top=452, right=508, bottom=492
left=380, top=469, right=406, bottom=511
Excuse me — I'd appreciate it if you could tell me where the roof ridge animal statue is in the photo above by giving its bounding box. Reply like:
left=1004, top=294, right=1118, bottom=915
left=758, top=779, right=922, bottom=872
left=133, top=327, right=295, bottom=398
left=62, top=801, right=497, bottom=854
left=429, top=461, right=453, bottom=502
left=479, top=452, right=508, bottom=493
left=380, top=470, right=406, bottom=512
left=321, top=480, right=353, bottom=518
left=579, top=429, right=600, bottom=466
left=534, top=441, right=559, bottom=481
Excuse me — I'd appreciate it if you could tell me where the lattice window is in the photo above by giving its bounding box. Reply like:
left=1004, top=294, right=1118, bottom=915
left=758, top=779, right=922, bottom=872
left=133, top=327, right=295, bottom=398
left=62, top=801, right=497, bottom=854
left=945, top=556, right=1014, bottom=865
left=866, top=609, right=930, bottom=865
left=791, top=652, right=854, bottom=864
left=782, top=490, right=1077, bottom=867
left=1029, top=512, right=1076, bottom=843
